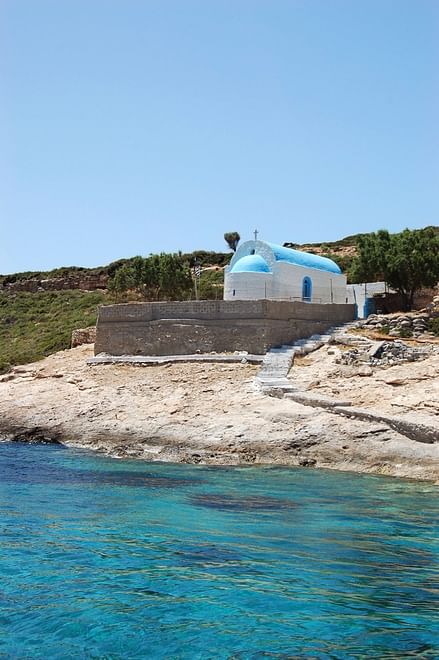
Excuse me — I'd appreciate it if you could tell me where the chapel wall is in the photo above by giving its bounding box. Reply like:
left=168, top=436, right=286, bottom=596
left=223, top=273, right=274, bottom=300
left=225, top=262, right=348, bottom=304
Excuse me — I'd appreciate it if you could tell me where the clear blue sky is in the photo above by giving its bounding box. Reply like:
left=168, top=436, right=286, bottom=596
left=1, top=0, right=438, bottom=273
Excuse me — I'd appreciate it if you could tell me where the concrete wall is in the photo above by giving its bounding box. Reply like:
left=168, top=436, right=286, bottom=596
left=349, top=285, right=438, bottom=315
left=347, top=282, right=388, bottom=317
left=95, top=300, right=356, bottom=356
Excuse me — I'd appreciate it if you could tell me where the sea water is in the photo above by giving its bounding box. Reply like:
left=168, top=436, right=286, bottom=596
left=0, top=442, right=438, bottom=659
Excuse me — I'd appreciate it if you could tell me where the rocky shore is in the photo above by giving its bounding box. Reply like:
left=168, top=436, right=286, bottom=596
left=1, top=332, right=438, bottom=482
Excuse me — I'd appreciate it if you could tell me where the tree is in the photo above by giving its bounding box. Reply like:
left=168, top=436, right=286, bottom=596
left=198, top=268, right=224, bottom=300
left=108, top=264, right=136, bottom=300
left=224, top=232, right=240, bottom=252
left=108, top=253, right=193, bottom=301
left=350, top=228, right=439, bottom=310
left=157, top=253, right=193, bottom=300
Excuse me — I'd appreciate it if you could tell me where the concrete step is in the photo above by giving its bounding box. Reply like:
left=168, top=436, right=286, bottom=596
left=256, top=377, right=296, bottom=392
left=256, top=320, right=358, bottom=394
left=260, top=358, right=292, bottom=367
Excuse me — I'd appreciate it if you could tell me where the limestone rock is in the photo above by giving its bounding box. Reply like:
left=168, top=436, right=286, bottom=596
left=1, top=340, right=438, bottom=482
left=71, top=326, right=96, bottom=348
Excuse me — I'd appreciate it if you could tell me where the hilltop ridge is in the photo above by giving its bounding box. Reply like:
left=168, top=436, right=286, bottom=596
left=2, top=226, right=437, bottom=285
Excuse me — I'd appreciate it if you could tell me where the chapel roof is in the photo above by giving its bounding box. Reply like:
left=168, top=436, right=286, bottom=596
left=230, top=254, right=271, bottom=274
left=267, top=242, right=342, bottom=274
left=229, top=240, right=342, bottom=275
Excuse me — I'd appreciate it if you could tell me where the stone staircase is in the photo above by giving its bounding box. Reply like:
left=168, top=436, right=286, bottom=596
left=255, top=345, right=297, bottom=392
left=256, top=323, right=356, bottom=393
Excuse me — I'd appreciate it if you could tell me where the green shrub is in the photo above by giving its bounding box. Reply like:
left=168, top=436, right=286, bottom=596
left=428, top=317, right=439, bottom=336
left=0, top=359, right=11, bottom=374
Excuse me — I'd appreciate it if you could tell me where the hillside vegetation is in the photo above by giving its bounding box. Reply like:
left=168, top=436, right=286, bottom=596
left=299, top=225, right=439, bottom=249
left=285, top=226, right=439, bottom=275
left=0, top=291, right=109, bottom=374
left=0, top=251, right=231, bottom=287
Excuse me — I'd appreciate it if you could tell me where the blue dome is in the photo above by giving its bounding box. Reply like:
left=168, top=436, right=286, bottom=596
left=230, top=254, right=271, bottom=274
left=267, top=243, right=342, bottom=274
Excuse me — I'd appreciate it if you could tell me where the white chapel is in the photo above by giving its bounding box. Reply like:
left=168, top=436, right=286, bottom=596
left=224, top=240, right=347, bottom=304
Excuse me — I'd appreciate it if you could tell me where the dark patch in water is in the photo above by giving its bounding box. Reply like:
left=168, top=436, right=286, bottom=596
left=191, top=493, right=296, bottom=512
left=175, top=543, right=242, bottom=566
left=77, top=469, right=201, bottom=489
left=1, top=459, right=201, bottom=489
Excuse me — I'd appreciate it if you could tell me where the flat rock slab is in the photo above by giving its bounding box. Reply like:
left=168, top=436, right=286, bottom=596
left=285, top=392, right=353, bottom=409
left=87, top=354, right=264, bottom=366
left=334, top=406, right=439, bottom=444
left=283, top=394, right=439, bottom=445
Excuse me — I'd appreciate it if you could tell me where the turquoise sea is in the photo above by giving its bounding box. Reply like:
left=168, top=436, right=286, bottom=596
left=0, top=442, right=438, bottom=659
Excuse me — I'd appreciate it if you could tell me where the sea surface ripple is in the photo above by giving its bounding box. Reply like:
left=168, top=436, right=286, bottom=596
left=0, top=442, right=438, bottom=659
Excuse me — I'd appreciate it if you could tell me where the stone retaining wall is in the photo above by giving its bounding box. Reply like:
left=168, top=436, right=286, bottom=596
left=95, top=300, right=356, bottom=356
left=2, top=274, right=108, bottom=293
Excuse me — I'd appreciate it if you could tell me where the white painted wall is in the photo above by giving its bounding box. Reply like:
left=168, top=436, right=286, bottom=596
left=224, top=272, right=273, bottom=300
left=347, top=282, right=390, bottom=317
left=224, top=262, right=347, bottom=303
left=272, top=263, right=347, bottom=303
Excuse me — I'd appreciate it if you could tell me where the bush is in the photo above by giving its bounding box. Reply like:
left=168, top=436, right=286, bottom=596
left=428, top=317, right=439, bottom=336
left=0, top=359, right=11, bottom=375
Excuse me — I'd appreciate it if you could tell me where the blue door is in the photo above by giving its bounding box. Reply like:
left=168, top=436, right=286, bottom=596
left=302, top=277, right=312, bottom=302
left=363, top=297, right=376, bottom=318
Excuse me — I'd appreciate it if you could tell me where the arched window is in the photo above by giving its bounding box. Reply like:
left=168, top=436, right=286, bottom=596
left=302, top=276, right=312, bottom=302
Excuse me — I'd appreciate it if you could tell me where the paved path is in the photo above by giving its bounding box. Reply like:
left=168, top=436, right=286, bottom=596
left=87, top=353, right=264, bottom=366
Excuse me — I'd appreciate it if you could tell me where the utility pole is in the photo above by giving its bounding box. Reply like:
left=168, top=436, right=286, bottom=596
left=193, top=259, right=201, bottom=300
